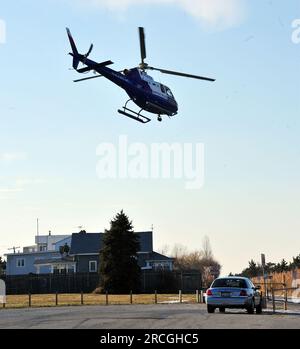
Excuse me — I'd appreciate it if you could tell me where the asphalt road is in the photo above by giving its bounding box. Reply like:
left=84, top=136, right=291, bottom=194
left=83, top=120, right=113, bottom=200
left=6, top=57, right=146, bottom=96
left=1, top=304, right=300, bottom=329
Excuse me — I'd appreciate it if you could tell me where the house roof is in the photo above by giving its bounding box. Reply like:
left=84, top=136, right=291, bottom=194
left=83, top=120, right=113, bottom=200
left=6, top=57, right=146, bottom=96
left=147, top=252, right=174, bottom=261
left=70, top=232, right=103, bottom=255
left=69, top=231, right=154, bottom=255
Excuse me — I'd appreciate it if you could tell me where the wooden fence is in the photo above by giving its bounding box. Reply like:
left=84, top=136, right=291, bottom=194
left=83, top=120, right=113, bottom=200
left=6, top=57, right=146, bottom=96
left=1, top=270, right=202, bottom=295
left=1, top=290, right=206, bottom=309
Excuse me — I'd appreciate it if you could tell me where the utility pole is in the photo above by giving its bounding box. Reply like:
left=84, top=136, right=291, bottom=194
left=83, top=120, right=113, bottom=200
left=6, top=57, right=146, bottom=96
left=261, top=254, right=267, bottom=297
left=37, top=218, right=39, bottom=237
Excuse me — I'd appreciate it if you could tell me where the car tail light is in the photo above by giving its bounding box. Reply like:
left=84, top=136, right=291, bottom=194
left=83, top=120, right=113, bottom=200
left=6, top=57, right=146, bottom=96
left=206, top=289, right=213, bottom=296
left=240, top=290, right=248, bottom=297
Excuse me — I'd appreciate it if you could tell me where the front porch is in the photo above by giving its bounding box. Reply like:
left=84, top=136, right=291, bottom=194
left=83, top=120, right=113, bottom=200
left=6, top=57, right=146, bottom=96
left=34, top=257, right=76, bottom=274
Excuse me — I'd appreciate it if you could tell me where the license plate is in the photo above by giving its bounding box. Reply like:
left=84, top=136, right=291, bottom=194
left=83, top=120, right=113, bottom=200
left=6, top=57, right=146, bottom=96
left=221, top=292, right=231, bottom=297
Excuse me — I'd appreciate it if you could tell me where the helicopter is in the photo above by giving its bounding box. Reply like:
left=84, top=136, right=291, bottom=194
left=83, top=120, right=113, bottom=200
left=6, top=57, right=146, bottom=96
left=66, top=27, right=215, bottom=124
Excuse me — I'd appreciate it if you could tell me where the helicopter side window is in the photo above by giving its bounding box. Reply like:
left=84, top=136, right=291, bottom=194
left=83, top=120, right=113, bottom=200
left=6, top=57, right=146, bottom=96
left=166, top=87, right=173, bottom=98
left=160, top=84, right=166, bottom=94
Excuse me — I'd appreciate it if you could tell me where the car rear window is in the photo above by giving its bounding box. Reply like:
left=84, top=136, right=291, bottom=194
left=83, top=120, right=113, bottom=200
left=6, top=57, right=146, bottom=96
left=212, top=279, right=248, bottom=288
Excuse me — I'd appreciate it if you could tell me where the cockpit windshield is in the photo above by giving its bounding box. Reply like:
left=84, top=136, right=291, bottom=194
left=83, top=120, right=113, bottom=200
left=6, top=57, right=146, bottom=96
left=161, top=84, right=174, bottom=98
left=166, top=87, right=174, bottom=98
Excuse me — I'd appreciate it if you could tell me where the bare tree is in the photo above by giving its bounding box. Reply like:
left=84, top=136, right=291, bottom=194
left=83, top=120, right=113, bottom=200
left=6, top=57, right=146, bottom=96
left=202, top=235, right=213, bottom=260
left=157, top=244, right=170, bottom=256
left=167, top=238, right=221, bottom=286
left=171, top=244, right=188, bottom=259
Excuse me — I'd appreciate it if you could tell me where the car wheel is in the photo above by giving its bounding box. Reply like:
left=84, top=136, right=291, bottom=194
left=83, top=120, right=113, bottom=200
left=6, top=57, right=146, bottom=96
left=256, top=302, right=263, bottom=314
left=219, top=307, right=226, bottom=313
left=246, top=300, right=255, bottom=314
left=207, top=305, right=215, bottom=314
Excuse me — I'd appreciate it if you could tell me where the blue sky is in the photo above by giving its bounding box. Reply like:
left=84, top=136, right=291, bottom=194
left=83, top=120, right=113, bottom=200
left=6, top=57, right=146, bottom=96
left=0, top=0, right=299, bottom=274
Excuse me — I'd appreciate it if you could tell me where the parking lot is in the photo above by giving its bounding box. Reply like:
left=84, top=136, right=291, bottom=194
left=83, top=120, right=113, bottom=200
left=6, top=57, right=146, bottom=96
left=1, top=303, right=300, bottom=329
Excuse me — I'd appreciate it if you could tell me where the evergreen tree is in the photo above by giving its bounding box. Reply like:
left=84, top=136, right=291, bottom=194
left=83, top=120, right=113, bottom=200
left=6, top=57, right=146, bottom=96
left=291, top=255, right=300, bottom=269
left=265, top=262, right=276, bottom=273
left=240, top=260, right=261, bottom=278
left=248, top=260, right=260, bottom=277
left=59, top=243, right=70, bottom=256
left=279, top=259, right=289, bottom=272
left=99, top=211, right=141, bottom=294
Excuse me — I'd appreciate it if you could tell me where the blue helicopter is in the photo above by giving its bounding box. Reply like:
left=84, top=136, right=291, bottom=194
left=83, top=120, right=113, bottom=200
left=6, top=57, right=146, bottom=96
left=67, top=27, right=215, bottom=124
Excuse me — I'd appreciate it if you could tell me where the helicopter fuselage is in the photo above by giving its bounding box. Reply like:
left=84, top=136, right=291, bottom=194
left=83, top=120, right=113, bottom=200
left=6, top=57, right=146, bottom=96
left=76, top=56, right=178, bottom=116
left=67, top=26, right=214, bottom=123
left=124, top=68, right=178, bottom=116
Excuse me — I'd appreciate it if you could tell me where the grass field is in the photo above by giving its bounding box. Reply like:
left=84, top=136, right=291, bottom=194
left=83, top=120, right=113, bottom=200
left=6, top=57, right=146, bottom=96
left=1, top=293, right=203, bottom=309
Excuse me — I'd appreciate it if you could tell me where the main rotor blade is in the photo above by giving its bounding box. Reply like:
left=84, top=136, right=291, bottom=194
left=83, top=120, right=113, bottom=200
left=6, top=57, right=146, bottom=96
left=139, top=27, right=146, bottom=64
left=148, top=66, right=215, bottom=82
left=74, top=75, right=103, bottom=83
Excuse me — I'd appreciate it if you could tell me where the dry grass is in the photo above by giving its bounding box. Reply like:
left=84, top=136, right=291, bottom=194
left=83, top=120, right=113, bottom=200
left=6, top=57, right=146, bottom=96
left=1, top=293, right=202, bottom=309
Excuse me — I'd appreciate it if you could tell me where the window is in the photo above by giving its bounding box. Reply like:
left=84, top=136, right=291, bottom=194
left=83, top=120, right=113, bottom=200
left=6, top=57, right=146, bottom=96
left=212, top=278, right=247, bottom=289
left=149, top=261, right=170, bottom=271
left=166, top=87, right=174, bottom=98
left=160, top=84, right=166, bottom=93
left=16, top=258, right=25, bottom=268
left=39, top=245, right=47, bottom=252
left=89, top=261, right=97, bottom=273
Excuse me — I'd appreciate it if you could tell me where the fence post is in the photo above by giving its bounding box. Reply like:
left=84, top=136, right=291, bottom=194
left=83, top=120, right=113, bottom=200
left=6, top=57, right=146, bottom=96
left=81, top=291, right=84, bottom=306
left=272, top=289, right=275, bottom=314
left=201, top=290, right=204, bottom=304
left=106, top=291, right=108, bottom=306
left=284, top=289, right=288, bottom=311
left=2, top=302, right=5, bottom=309
left=155, top=290, right=157, bottom=304
left=29, top=293, right=31, bottom=308
left=196, top=290, right=199, bottom=303
left=179, top=290, right=182, bottom=303
left=55, top=292, right=58, bottom=306
left=130, top=291, right=133, bottom=305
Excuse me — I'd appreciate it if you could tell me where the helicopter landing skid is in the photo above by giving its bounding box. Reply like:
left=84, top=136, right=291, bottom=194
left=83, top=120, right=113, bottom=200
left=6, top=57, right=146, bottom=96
left=118, top=102, right=151, bottom=124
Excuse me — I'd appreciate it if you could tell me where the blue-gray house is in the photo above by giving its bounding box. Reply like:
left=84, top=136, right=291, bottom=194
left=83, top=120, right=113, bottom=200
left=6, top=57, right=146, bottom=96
left=5, top=231, right=173, bottom=276
left=5, top=234, right=72, bottom=275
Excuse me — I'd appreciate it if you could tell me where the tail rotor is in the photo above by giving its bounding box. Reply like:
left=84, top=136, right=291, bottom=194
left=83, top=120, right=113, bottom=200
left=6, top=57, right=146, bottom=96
left=66, top=28, right=94, bottom=70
